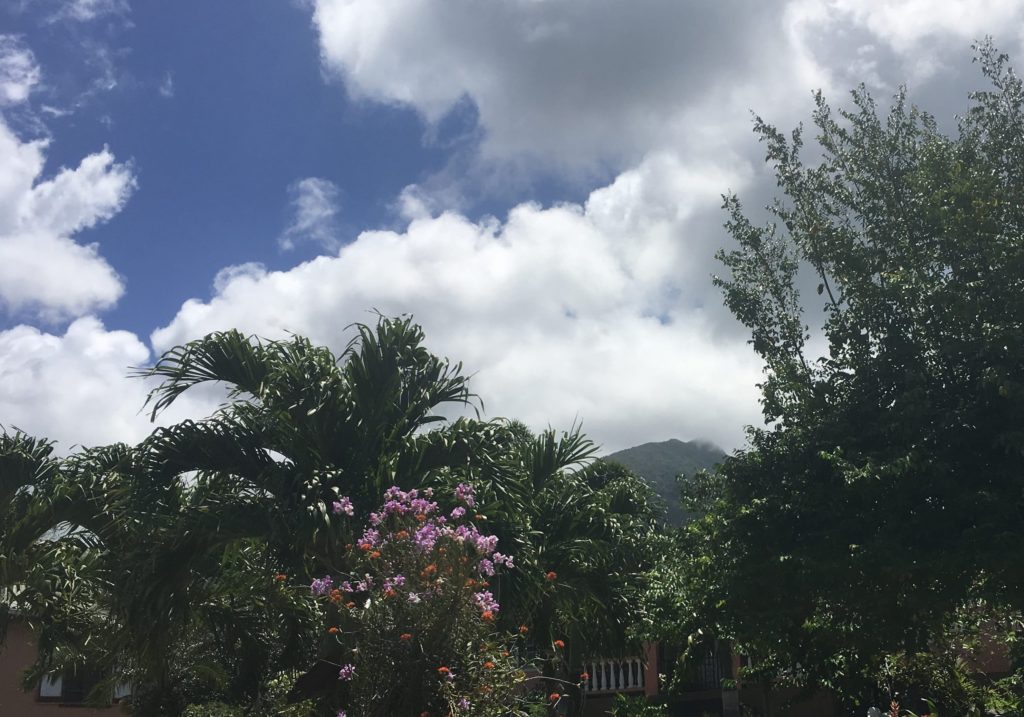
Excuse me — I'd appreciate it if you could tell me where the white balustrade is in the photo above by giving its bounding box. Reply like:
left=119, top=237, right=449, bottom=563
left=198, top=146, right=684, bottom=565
left=580, top=656, right=645, bottom=693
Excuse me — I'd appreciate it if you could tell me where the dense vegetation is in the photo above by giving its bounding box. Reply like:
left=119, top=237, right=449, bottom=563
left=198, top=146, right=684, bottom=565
left=639, top=41, right=1024, bottom=716
left=0, top=317, right=663, bottom=716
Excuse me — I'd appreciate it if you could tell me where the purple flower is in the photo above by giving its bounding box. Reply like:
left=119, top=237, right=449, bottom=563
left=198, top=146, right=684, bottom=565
left=493, top=552, right=514, bottom=569
left=338, top=664, right=355, bottom=681
left=455, top=483, right=476, bottom=508
left=337, top=711, right=347, bottom=717
left=479, top=558, right=495, bottom=576
left=332, top=497, right=354, bottom=516
left=473, top=590, right=500, bottom=613
left=473, top=534, right=499, bottom=555
left=383, top=574, right=406, bottom=592
left=450, top=506, right=466, bottom=519
left=413, top=523, right=440, bottom=552
left=407, top=592, right=421, bottom=604
left=458, top=697, right=470, bottom=710
left=310, top=576, right=333, bottom=596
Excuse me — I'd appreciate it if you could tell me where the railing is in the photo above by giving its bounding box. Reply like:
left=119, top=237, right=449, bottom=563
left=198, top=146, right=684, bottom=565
left=581, top=657, right=645, bottom=693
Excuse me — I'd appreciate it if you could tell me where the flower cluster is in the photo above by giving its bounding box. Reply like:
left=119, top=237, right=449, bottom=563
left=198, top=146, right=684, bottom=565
left=308, top=485, right=535, bottom=716
left=332, top=496, right=354, bottom=516
left=318, top=485, right=511, bottom=620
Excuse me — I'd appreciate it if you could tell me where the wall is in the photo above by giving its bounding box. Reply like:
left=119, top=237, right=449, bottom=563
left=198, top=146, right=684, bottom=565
left=0, top=621, right=120, bottom=716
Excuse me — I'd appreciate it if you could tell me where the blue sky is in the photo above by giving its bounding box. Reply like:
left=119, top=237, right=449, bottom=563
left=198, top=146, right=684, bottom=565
left=1, top=0, right=1022, bottom=453
left=1, top=0, right=482, bottom=334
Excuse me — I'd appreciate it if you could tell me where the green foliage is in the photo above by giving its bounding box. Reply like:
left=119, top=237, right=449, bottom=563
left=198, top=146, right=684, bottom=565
left=181, top=703, right=243, bottom=717
left=1, top=315, right=664, bottom=715
left=644, top=41, right=1024, bottom=711
left=477, top=430, right=664, bottom=669
left=610, top=693, right=668, bottom=717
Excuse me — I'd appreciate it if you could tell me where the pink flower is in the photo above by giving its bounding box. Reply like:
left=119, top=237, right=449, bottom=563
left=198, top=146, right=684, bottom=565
left=332, top=497, right=354, bottom=516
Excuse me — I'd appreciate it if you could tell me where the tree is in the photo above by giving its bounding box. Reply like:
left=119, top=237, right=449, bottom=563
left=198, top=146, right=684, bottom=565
left=648, top=42, right=1024, bottom=712
left=3, top=316, right=664, bottom=715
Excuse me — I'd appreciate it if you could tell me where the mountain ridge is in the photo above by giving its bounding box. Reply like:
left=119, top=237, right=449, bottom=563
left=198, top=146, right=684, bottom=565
left=605, top=438, right=726, bottom=524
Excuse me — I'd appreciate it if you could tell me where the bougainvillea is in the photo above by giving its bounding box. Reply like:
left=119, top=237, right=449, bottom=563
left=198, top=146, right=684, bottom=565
left=307, top=485, right=539, bottom=717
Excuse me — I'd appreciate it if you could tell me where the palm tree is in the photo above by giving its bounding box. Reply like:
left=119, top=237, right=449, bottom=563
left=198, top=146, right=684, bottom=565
left=474, top=424, right=664, bottom=708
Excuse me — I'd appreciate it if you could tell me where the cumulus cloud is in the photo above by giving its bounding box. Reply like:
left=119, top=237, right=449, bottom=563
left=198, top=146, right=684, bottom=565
left=279, top=177, right=343, bottom=251
left=154, top=153, right=763, bottom=452
left=0, top=317, right=221, bottom=451
left=0, top=120, right=135, bottom=321
left=310, top=0, right=1024, bottom=175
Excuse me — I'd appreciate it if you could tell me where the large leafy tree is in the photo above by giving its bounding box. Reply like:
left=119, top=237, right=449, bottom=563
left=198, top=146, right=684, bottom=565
left=647, top=42, right=1024, bottom=711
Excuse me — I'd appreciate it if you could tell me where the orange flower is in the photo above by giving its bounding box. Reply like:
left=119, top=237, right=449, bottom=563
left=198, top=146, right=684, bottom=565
left=475, top=514, right=486, bottom=521
left=359, top=543, right=373, bottom=552
left=502, top=651, right=510, bottom=657
left=345, top=601, right=356, bottom=609
left=329, top=589, right=342, bottom=603
left=483, top=661, right=496, bottom=670
left=384, top=588, right=396, bottom=598
left=327, top=626, right=339, bottom=634
left=274, top=574, right=287, bottom=581
left=422, top=563, right=437, bottom=576
left=465, top=578, right=477, bottom=587
left=580, top=671, right=590, bottom=681
left=415, top=513, right=427, bottom=522
left=518, top=624, right=529, bottom=634
left=553, top=639, right=565, bottom=649
left=370, top=550, right=382, bottom=559
left=437, top=666, right=450, bottom=675
left=480, top=581, right=490, bottom=588
left=420, top=713, right=430, bottom=717
left=395, top=530, right=409, bottom=540
left=400, top=633, right=413, bottom=641
left=545, top=571, right=557, bottom=582
left=481, top=610, right=494, bottom=621
left=549, top=693, right=560, bottom=702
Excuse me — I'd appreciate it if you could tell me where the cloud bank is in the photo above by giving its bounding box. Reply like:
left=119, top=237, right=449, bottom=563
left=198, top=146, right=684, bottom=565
left=4, top=2, right=1024, bottom=453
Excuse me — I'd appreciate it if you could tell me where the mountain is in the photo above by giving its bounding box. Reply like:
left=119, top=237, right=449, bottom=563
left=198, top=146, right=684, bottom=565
left=605, top=439, right=726, bottom=524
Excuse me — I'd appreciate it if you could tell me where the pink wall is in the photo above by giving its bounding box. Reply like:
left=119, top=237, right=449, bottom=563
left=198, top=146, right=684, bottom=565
left=0, top=622, right=121, bottom=716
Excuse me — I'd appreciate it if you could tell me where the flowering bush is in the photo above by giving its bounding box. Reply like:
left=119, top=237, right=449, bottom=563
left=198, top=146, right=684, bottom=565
left=309, top=484, right=538, bottom=717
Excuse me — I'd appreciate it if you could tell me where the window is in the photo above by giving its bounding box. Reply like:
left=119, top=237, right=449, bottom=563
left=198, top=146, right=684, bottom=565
left=37, top=670, right=128, bottom=705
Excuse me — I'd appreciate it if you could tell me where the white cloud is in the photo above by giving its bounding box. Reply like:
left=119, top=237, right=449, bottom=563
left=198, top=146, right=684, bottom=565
left=312, top=0, right=802, bottom=172
left=154, top=153, right=763, bottom=452
left=0, top=317, right=220, bottom=451
left=0, top=120, right=135, bottom=322
left=310, top=0, right=1024, bottom=176
left=0, top=317, right=228, bottom=452
left=0, top=318, right=148, bottom=448
left=56, top=0, right=130, bottom=22
left=158, top=71, right=174, bottom=98
left=279, top=177, right=343, bottom=251
left=0, top=35, right=41, bottom=106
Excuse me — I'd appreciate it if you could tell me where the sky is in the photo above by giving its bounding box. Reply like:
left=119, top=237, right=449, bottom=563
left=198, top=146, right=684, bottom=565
left=0, top=0, right=1022, bottom=454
